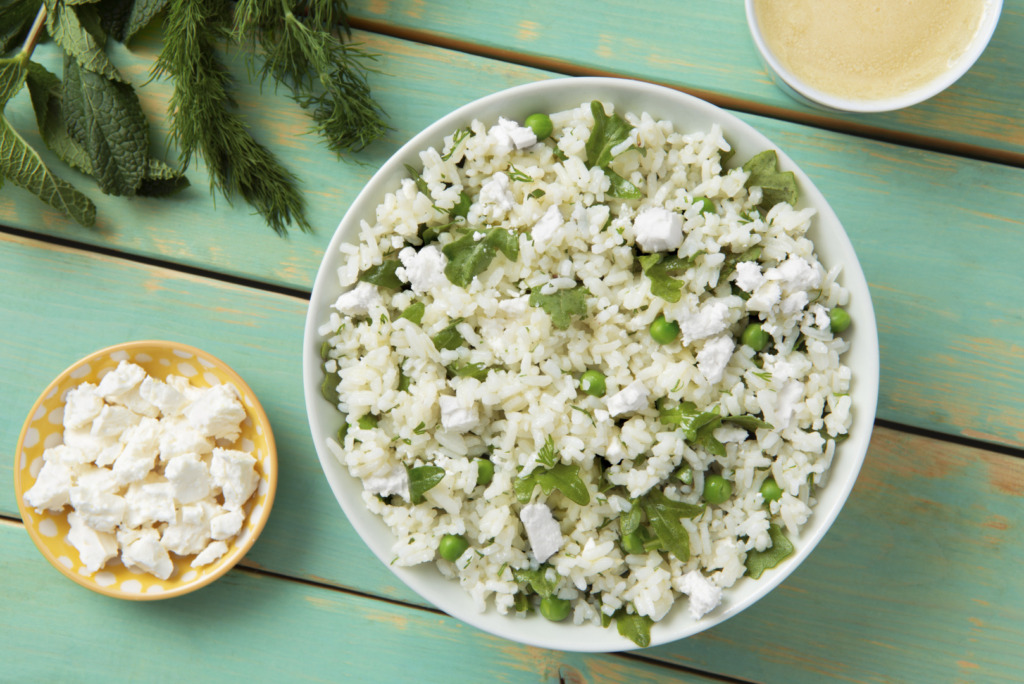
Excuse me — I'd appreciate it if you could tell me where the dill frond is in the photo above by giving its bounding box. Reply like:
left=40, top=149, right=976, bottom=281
left=154, top=0, right=309, bottom=235
left=234, top=0, right=386, bottom=156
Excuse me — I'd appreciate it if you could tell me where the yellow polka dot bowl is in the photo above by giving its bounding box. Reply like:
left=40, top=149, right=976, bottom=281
left=13, top=340, right=278, bottom=600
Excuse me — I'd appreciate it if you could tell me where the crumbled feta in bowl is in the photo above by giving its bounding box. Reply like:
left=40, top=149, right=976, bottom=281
left=14, top=341, right=277, bottom=600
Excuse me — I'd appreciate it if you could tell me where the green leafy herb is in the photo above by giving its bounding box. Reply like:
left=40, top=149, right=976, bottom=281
left=357, top=414, right=378, bottom=430
left=442, top=227, right=519, bottom=287
left=638, top=251, right=703, bottom=303
left=450, top=190, right=471, bottom=219
left=512, top=592, right=532, bottom=613
left=515, top=462, right=590, bottom=506
left=403, top=163, right=430, bottom=197
left=233, top=0, right=386, bottom=156
left=723, top=415, right=773, bottom=431
left=584, top=100, right=643, bottom=199
left=615, top=611, right=654, bottom=648
left=399, top=301, right=425, bottom=325
left=431, top=318, right=465, bottom=351
left=743, top=150, right=798, bottom=213
left=536, top=436, right=558, bottom=468
left=640, top=488, right=704, bottom=563
left=721, top=245, right=762, bottom=279
left=528, top=284, right=588, bottom=330
left=619, top=502, right=642, bottom=536
left=656, top=399, right=720, bottom=441
left=745, top=523, right=794, bottom=579
left=1, top=1, right=41, bottom=56
left=512, top=565, right=558, bottom=598
left=413, top=421, right=428, bottom=435
left=0, top=57, right=96, bottom=226
left=98, top=0, right=168, bottom=44
left=319, top=366, right=339, bottom=404
left=507, top=165, right=532, bottom=182
left=155, top=0, right=310, bottom=235
left=605, top=167, right=642, bottom=199
left=358, top=259, right=404, bottom=290
left=397, top=362, right=411, bottom=392
left=440, top=126, right=471, bottom=161
left=694, top=417, right=726, bottom=457
left=45, top=1, right=125, bottom=84
left=528, top=188, right=545, bottom=199
left=407, top=465, right=445, bottom=505
left=447, top=361, right=490, bottom=380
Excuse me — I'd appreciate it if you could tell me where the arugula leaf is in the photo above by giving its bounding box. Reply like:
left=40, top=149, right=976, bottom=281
left=358, top=259, right=404, bottom=290
left=615, top=611, right=654, bottom=648
left=399, top=301, right=425, bottom=325
left=442, top=228, right=519, bottom=287
left=743, top=150, right=798, bottom=212
left=407, top=465, right=445, bottom=504
left=695, top=417, right=726, bottom=457
left=447, top=361, right=490, bottom=380
left=637, top=252, right=701, bottom=303
left=45, top=1, right=126, bottom=83
left=619, top=502, right=642, bottom=536
left=585, top=100, right=633, bottom=169
left=515, top=455, right=591, bottom=507
left=657, top=399, right=720, bottom=442
left=0, top=59, right=96, bottom=226
left=640, top=489, right=703, bottom=563
left=403, top=163, right=431, bottom=197
left=605, top=166, right=642, bottom=199
left=528, top=284, right=588, bottom=330
left=723, top=415, right=773, bottom=431
left=512, top=566, right=559, bottom=598
left=62, top=54, right=149, bottom=196
left=745, top=523, right=794, bottom=579
left=431, top=318, right=465, bottom=350
left=450, top=190, right=471, bottom=219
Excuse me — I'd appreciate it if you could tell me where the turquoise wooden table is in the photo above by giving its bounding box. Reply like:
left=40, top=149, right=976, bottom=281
left=3, top=2, right=1023, bottom=681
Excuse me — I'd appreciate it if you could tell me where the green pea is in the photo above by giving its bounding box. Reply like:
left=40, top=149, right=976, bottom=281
left=649, top=315, right=680, bottom=344
left=539, top=596, right=571, bottom=622
left=760, top=477, right=783, bottom=504
left=357, top=414, right=378, bottom=430
left=438, top=534, right=469, bottom=562
left=830, top=307, right=851, bottom=333
left=580, top=369, right=607, bottom=397
left=621, top=531, right=646, bottom=555
left=741, top=322, right=770, bottom=352
left=693, top=196, right=716, bottom=216
left=674, top=463, right=693, bottom=485
left=525, top=113, right=553, bottom=140
left=476, top=458, right=494, bottom=486
left=703, top=474, right=732, bottom=504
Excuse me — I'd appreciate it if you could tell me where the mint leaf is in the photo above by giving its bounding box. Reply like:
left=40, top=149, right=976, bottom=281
left=657, top=399, right=719, bottom=441
left=358, top=259, right=403, bottom=290
left=62, top=54, right=149, bottom=196
left=585, top=100, right=632, bottom=169
left=45, top=1, right=126, bottom=83
left=638, top=252, right=701, bottom=303
left=442, top=228, right=518, bottom=287
left=743, top=150, right=798, bottom=212
left=431, top=318, right=465, bottom=350
left=723, top=415, right=773, bottom=431
left=528, top=284, right=588, bottom=330
left=399, top=301, right=425, bottom=325
left=619, top=502, right=642, bottom=536
left=407, top=465, right=445, bottom=504
left=136, top=157, right=189, bottom=197
left=640, top=489, right=703, bottom=563
left=615, top=611, right=653, bottom=648
left=745, top=523, right=794, bottom=579
left=99, top=0, right=168, bottom=44
left=1, top=0, right=40, bottom=55
left=532, top=463, right=591, bottom=506
left=1, top=59, right=96, bottom=227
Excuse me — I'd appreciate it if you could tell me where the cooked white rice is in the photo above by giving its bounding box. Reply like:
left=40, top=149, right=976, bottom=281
left=318, top=100, right=852, bottom=633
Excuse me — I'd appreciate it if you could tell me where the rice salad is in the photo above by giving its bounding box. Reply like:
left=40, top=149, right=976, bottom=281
left=317, top=100, right=853, bottom=646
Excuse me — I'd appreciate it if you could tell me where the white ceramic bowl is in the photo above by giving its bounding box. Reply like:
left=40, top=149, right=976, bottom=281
left=745, top=0, right=1003, bottom=113
left=303, top=77, right=879, bottom=651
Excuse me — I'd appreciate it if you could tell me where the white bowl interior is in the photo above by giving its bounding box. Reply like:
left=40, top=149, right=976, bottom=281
left=744, top=0, right=1004, bottom=113
left=303, top=77, right=879, bottom=651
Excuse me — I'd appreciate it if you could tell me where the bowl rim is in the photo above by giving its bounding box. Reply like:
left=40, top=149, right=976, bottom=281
left=13, top=339, right=278, bottom=601
left=303, top=76, right=880, bottom=651
left=743, top=0, right=1004, bottom=113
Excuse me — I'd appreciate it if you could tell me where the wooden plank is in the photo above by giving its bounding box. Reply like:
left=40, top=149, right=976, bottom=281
left=2, top=234, right=1023, bottom=681
left=349, top=0, right=1024, bottom=162
left=0, top=522, right=709, bottom=684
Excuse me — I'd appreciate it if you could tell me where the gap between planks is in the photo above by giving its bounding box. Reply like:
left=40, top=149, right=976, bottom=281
left=0, top=512, right=751, bottom=684
left=349, top=17, right=1024, bottom=170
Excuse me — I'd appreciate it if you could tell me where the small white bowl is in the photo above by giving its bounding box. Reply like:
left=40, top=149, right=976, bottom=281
left=745, top=0, right=1003, bottom=113
left=303, top=77, right=879, bottom=651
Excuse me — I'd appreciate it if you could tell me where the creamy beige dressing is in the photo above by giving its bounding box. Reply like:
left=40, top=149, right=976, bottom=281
left=753, top=0, right=987, bottom=101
